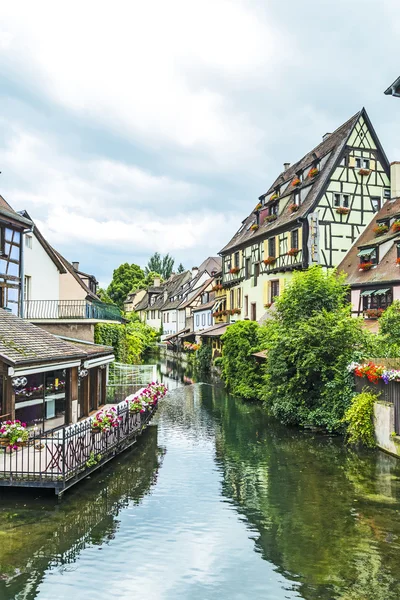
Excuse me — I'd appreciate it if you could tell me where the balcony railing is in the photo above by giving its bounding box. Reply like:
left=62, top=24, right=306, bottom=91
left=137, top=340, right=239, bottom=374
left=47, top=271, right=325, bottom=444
left=24, top=299, right=123, bottom=322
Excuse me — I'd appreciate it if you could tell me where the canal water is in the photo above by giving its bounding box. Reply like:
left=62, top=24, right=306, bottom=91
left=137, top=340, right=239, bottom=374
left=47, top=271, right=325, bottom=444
left=2, top=359, right=400, bottom=599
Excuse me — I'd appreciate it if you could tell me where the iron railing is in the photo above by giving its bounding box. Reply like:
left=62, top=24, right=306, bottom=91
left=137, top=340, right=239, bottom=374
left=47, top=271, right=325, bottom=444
left=0, top=401, right=157, bottom=494
left=24, top=299, right=123, bottom=322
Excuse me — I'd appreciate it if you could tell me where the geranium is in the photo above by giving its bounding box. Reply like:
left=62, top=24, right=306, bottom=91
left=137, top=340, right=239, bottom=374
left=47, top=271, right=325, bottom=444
left=336, top=206, right=350, bottom=215
left=396, top=258, right=400, bottom=266
left=254, top=203, right=262, bottom=211
left=292, top=178, right=301, bottom=187
left=392, top=220, right=400, bottom=233
left=365, top=308, right=384, bottom=319
left=373, top=224, right=389, bottom=237
left=359, top=262, right=373, bottom=271
left=358, top=168, right=370, bottom=176
left=308, top=167, right=319, bottom=178
left=270, top=193, right=279, bottom=201
left=263, top=257, right=276, bottom=265
left=288, top=203, right=299, bottom=213
left=229, top=267, right=240, bottom=274
left=287, top=248, right=299, bottom=256
left=0, top=420, right=29, bottom=449
left=92, top=408, right=122, bottom=432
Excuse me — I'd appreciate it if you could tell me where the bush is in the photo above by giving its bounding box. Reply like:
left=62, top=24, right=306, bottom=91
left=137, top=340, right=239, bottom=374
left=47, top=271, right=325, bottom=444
left=196, top=344, right=212, bottom=372
left=95, top=318, right=158, bottom=364
left=342, top=390, right=377, bottom=447
left=377, top=300, right=400, bottom=357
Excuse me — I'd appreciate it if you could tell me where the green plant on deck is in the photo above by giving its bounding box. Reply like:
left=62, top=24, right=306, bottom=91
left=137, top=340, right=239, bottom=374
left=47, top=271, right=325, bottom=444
left=342, top=390, right=377, bottom=448
left=86, top=451, right=102, bottom=468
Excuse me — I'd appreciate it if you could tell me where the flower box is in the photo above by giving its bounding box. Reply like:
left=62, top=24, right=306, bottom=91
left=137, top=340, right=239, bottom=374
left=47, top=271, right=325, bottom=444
left=397, top=258, right=400, bottom=265
left=212, top=284, right=223, bottom=292
left=336, top=206, right=350, bottom=215
left=229, top=267, right=240, bottom=274
left=287, top=248, right=299, bottom=256
left=264, top=214, right=277, bottom=223
left=288, top=203, right=299, bottom=213
left=373, top=224, right=389, bottom=237
left=254, top=203, right=262, bottom=211
left=365, top=308, right=384, bottom=319
left=292, top=178, right=301, bottom=187
left=263, top=257, right=276, bottom=265
left=91, top=408, right=122, bottom=433
left=308, top=168, right=319, bottom=178
left=270, top=193, right=279, bottom=201
left=250, top=224, right=259, bottom=231
left=392, top=220, right=400, bottom=233
left=359, top=261, right=373, bottom=271
left=0, top=420, right=29, bottom=449
left=358, top=168, right=371, bottom=176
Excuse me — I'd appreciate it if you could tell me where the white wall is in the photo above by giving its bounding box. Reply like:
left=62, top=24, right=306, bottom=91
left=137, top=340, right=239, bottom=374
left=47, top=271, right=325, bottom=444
left=193, top=309, right=213, bottom=331
left=24, top=232, right=60, bottom=301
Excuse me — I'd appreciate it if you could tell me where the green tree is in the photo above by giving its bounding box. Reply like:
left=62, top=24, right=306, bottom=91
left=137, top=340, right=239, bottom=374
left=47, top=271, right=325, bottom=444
left=97, top=287, right=114, bottom=304
left=145, top=253, right=175, bottom=279
left=107, top=263, right=145, bottom=308
left=144, top=271, right=163, bottom=287
left=177, top=263, right=185, bottom=273
left=377, top=300, right=400, bottom=357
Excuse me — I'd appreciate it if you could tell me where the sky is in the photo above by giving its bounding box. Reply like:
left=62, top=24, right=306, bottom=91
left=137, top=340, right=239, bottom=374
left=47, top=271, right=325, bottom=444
left=0, top=0, right=399, bottom=287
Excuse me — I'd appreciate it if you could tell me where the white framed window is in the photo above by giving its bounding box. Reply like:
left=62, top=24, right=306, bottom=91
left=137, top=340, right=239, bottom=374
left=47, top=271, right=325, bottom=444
left=355, top=157, right=370, bottom=169
left=333, top=193, right=350, bottom=208
left=24, top=275, right=31, bottom=301
left=384, top=189, right=391, bottom=199
left=196, top=315, right=199, bottom=327
left=25, top=235, right=32, bottom=249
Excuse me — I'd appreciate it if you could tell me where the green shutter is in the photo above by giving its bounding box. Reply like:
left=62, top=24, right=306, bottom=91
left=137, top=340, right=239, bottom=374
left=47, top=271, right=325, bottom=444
left=357, top=248, right=374, bottom=257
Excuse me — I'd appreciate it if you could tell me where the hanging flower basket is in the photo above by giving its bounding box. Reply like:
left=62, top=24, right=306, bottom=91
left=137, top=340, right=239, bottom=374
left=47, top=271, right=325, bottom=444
left=270, top=193, right=279, bottom=201
left=336, top=206, right=350, bottom=215
left=254, top=203, right=262, bottom=211
left=308, top=167, right=319, bottom=178
left=292, top=178, right=301, bottom=187
left=250, top=224, right=259, bottom=231
left=359, top=261, right=373, bottom=271
left=358, top=168, right=371, bottom=176
left=263, top=257, right=276, bottom=265
left=373, top=224, right=389, bottom=237
left=229, top=267, right=240, bottom=274
left=392, top=220, right=400, bottom=233
left=288, top=203, right=299, bottom=213
left=287, top=248, right=299, bottom=256
left=264, top=214, right=277, bottom=223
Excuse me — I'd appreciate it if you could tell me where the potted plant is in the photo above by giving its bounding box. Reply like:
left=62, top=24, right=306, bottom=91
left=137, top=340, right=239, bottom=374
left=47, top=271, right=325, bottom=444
left=336, top=206, right=350, bottom=215
left=270, top=193, right=279, bottom=201
left=392, top=220, right=400, bottom=233
left=0, top=420, right=29, bottom=450
left=91, top=408, right=122, bottom=433
left=365, top=308, right=384, bottom=319
left=287, top=248, right=299, bottom=256
left=288, top=203, right=299, bottom=213
left=359, top=261, right=373, bottom=271
left=254, top=203, right=262, bottom=211
left=373, top=224, right=389, bottom=237
left=263, top=256, right=276, bottom=265
left=264, top=214, right=277, bottom=223
left=358, top=168, right=370, bottom=176
left=396, top=258, right=400, bottom=266
left=308, top=167, right=319, bottom=178
left=292, top=178, right=301, bottom=187
left=250, top=224, right=259, bottom=231
left=229, top=266, right=240, bottom=274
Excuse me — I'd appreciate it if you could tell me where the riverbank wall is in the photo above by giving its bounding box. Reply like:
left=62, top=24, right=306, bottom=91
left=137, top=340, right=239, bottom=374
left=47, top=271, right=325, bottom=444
left=374, top=400, right=400, bottom=457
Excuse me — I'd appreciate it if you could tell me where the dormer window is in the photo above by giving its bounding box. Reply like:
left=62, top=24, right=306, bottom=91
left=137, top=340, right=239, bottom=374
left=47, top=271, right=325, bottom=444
left=294, top=191, right=300, bottom=206
left=355, top=157, right=370, bottom=170
left=333, top=193, right=349, bottom=208
left=357, top=247, right=377, bottom=265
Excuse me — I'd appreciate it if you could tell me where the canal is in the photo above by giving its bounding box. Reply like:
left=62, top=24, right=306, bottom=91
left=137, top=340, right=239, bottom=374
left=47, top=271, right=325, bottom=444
left=2, top=358, right=400, bottom=599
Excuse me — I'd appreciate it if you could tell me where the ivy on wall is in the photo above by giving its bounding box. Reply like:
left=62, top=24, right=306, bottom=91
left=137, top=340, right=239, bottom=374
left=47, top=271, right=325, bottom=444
left=95, top=316, right=158, bottom=364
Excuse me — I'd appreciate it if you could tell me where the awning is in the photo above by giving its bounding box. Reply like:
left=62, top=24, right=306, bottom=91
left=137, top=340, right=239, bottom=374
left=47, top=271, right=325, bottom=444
left=360, top=290, right=374, bottom=297
left=374, top=288, right=390, bottom=296
left=357, top=248, right=374, bottom=257
left=8, top=359, right=82, bottom=377
left=84, top=355, right=115, bottom=369
left=212, top=299, right=224, bottom=312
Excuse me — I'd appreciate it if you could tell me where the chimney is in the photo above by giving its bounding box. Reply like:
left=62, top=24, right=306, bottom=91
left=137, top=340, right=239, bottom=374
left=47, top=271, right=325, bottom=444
left=192, top=266, right=199, bottom=279
left=72, top=261, right=79, bottom=271
left=153, top=277, right=160, bottom=287
left=323, top=132, right=331, bottom=141
left=283, top=162, right=290, bottom=171
left=391, top=162, right=400, bottom=199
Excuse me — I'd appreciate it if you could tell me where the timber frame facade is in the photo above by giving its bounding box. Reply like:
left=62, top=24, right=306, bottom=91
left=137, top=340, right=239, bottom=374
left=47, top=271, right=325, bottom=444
left=218, top=108, right=391, bottom=322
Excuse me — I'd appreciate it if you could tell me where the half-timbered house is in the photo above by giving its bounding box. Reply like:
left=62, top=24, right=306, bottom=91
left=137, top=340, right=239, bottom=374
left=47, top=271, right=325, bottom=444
left=219, top=108, right=391, bottom=321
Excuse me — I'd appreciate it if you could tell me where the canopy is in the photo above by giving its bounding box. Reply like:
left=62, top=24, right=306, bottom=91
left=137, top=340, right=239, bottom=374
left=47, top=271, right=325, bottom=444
left=357, top=248, right=374, bottom=257
left=374, top=288, right=390, bottom=296
left=360, top=290, right=374, bottom=297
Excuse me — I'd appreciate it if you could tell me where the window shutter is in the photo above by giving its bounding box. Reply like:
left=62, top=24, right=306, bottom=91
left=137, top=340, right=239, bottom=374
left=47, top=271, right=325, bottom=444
left=369, top=159, right=376, bottom=171
left=263, top=280, right=270, bottom=305
left=279, top=278, right=285, bottom=295
left=348, top=156, right=356, bottom=168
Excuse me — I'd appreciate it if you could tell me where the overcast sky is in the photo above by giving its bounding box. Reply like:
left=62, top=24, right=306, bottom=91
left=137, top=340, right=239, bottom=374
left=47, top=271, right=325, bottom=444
left=0, top=0, right=399, bottom=286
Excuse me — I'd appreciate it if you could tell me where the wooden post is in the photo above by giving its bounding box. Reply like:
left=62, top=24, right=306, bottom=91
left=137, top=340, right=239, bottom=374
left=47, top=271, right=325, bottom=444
left=92, top=368, right=100, bottom=411
left=69, top=366, right=79, bottom=424
left=100, top=368, right=107, bottom=407
left=82, top=372, right=90, bottom=417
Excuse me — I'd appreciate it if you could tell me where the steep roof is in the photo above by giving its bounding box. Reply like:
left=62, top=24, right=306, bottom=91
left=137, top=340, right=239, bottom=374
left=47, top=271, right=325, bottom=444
left=0, top=196, right=32, bottom=229
left=54, top=250, right=99, bottom=300
left=384, top=76, right=400, bottom=96
left=198, top=256, right=222, bottom=275
left=178, top=277, right=213, bottom=309
left=20, top=211, right=67, bottom=274
left=0, top=310, right=86, bottom=366
left=337, top=198, right=400, bottom=286
left=220, top=110, right=364, bottom=254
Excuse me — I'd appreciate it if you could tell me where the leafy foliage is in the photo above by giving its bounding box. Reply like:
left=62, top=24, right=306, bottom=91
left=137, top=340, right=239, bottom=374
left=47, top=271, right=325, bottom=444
left=145, top=252, right=175, bottom=279
left=97, top=287, right=114, bottom=304
left=107, top=263, right=146, bottom=308
left=95, top=316, right=158, bottom=364
left=177, top=263, right=185, bottom=273
left=220, top=321, right=268, bottom=399
left=342, top=390, right=377, bottom=448
left=196, top=344, right=212, bottom=372
left=376, top=300, right=400, bottom=357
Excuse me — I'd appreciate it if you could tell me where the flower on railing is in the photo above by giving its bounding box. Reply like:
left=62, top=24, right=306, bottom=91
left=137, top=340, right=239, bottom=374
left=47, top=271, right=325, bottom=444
left=270, top=193, right=279, bottom=201
left=227, top=308, right=241, bottom=316
left=359, top=261, right=373, bottom=271
left=263, top=256, right=276, bottom=265
left=128, top=382, right=168, bottom=412
left=229, top=267, right=240, bottom=274
left=373, top=224, right=389, bottom=237
left=250, top=224, right=259, bottom=231
left=287, top=248, right=299, bottom=256
left=336, top=206, right=350, bottom=215
left=347, top=361, right=400, bottom=385
left=92, top=407, right=122, bottom=433
left=288, top=203, right=299, bottom=213
left=308, top=167, right=319, bottom=178
left=358, top=168, right=371, bottom=176
left=0, top=420, right=29, bottom=450
left=292, top=178, right=301, bottom=187
left=392, top=220, right=400, bottom=233
left=264, top=214, right=277, bottom=223
left=365, top=308, right=384, bottom=319
left=254, top=203, right=262, bottom=211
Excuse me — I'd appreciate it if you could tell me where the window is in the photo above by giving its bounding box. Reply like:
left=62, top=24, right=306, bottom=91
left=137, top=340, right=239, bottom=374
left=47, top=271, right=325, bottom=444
left=371, top=197, right=381, bottom=213
left=268, top=237, right=276, bottom=258
left=291, top=229, right=299, bottom=249
left=339, top=155, right=347, bottom=167
left=363, top=288, right=393, bottom=311
left=230, top=289, right=235, bottom=309
left=358, top=247, right=377, bottom=265
left=245, top=295, right=249, bottom=317
left=167, top=313, right=169, bottom=323
left=294, top=191, right=300, bottom=206
left=271, top=280, right=280, bottom=302
left=234, top=252, right=240, bottom=268
left=270, top=202, right=278, bottom=216
left=25, top=235, right=32, bottom=249
left=237, top=287, right=241, bottom=308
left=355, top=157, right=370, bottom=169
left=245, top=258, right=251, bottom=280
left=196, top=315, right=199, bottom=327
left=201, top=314, right=205, bottom=326
left=333, top=193, right=349, bottom=207
left=151, top=310, right=155, bottom=319
left=24, top=275, right=31, bottom=301
left=208, top=312, right=212, bottom=326
left=253, top=263, right=260, bottom=286
left=384, top=189, right=391, bottom=199
left=250, top=303, right=257, bottom=321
